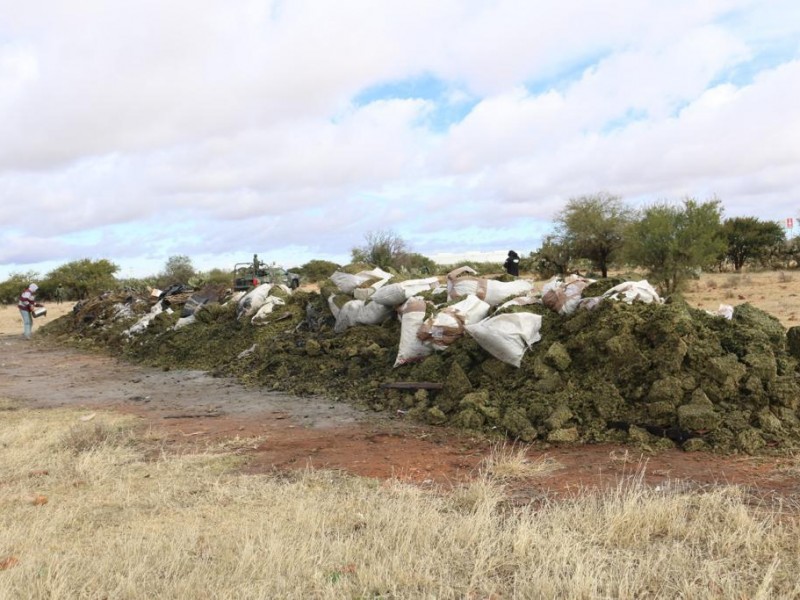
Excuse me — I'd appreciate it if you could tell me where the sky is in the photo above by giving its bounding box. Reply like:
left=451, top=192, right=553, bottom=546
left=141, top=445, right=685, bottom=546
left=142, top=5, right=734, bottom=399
left=1, top=0, right=799, bottom=280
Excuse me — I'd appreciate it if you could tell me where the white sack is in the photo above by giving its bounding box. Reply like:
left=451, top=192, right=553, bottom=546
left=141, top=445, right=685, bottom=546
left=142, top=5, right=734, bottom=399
left=465, top=313, right=543, bottom=368
left=602, top=280, right=662, bottom=304
left=371, top=277, right=440, bottom=307
left=251, top=297, right=286, bottom=325
left=332, top=298, right=394, bottom=333
left=394, top=297, right=432, bottom=366
left=709, top=304, right=734, bottom=320
left=446, top=266, right=480, bottom=301
left=499, top=293, right=540, bottom=310
left=237, top=284, right=274, bottom=319
left=483, top=279, right=534, bottom=306
left=224, top=291, right=247, bottom=306
left=330, top=268, right=393, bottom=294
left=417, top=294, right=490, bottom=350
left=174, top=314, right=196, bottom=330
left=125, top=302, right=165, bottom=337
left=446, top=266, right=533, bottom=306
left=578, top=297, right=604, bottom=311
left=353, top=287, right=375, bottom=301
left=541, top=275, right=595, bottom=315
left=357, top=300, right=394, bottom=326
left=333, top=299, right=364, bottom=333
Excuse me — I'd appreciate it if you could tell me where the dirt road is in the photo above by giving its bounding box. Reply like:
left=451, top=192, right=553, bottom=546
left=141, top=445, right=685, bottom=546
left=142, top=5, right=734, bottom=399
left=1, top=302, right=799, bottom=499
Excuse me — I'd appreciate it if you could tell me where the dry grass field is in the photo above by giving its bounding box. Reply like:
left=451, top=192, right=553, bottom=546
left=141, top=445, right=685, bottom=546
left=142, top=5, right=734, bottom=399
left=681, top=270, right=800, bottom=328
left=2, top=271, right=800, bottom=598
left=1, top=406, right=799, bottom=598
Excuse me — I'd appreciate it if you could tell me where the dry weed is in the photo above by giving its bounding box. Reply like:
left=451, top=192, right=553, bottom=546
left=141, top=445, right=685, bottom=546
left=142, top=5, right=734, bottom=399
left=58, top=420, right=132, bottom=454
left=480, top=442, right=563, bottom=481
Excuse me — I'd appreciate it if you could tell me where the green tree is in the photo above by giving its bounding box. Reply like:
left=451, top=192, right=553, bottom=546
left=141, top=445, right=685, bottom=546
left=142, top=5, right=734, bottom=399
left=45, top=259, right=119, bottom=299
left=624, top=198, right=725, bottom=293
left=297, top=259, right=342, bottom=282
left=159, top=255, right=196, bottom=287
left=555, top=193, right=632, bottom=278
left=529, top=234, right=573, bottom=278
left=351, top=230, right=409, bottom=270
left=200, top=267, right=235, bottom=287
left=395, top=252, right=438, bottom=275
left=0, top=271, right=40, bottom=304
left=721, top=217, right=786, bottom=271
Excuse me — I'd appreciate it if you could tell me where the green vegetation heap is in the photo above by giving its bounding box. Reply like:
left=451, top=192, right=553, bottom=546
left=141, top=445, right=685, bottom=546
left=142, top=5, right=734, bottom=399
left=41, top=273, right=800, bottom=455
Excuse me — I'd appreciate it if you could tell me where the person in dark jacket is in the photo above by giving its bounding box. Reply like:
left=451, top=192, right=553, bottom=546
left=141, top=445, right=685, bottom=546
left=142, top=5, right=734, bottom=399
left=503, top=250, right=520, bottom=277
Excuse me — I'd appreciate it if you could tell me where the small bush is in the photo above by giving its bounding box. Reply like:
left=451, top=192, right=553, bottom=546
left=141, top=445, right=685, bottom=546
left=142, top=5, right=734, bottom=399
left=297, top=260, right=341, bottom=283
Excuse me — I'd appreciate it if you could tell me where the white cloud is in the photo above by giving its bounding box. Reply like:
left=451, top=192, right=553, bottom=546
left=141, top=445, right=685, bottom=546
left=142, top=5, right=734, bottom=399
left=0, top=0, right=799, bottom=278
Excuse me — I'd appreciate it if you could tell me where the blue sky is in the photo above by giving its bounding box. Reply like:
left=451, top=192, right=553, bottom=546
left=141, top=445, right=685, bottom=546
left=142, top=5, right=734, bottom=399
left=1, top=0, right=799, bottom=280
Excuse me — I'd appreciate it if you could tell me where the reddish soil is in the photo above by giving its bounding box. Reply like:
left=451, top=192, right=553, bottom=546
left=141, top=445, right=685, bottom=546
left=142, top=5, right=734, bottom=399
left=2, top=332, right=799, bottom=501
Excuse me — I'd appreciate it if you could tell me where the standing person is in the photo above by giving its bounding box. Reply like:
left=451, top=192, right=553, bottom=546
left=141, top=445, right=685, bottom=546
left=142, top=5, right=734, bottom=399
left=18, top=283, right=42, bottom=340
left=504, top=250, right=520, bottom=277
left=55, top=284, right=64, bottom=304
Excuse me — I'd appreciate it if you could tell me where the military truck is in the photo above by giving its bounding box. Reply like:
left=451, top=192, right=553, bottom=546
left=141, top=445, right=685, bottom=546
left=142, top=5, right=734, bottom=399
left=232, top=254, right=300, bottom=292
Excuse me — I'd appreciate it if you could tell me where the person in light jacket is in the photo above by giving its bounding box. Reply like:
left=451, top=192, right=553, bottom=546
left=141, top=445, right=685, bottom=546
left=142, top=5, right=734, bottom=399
left=18, top=283, right=43, bottom=340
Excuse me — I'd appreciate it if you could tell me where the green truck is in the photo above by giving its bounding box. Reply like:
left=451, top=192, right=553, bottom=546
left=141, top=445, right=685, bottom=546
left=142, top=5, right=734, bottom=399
left=232, top=254, right=300, bottom=292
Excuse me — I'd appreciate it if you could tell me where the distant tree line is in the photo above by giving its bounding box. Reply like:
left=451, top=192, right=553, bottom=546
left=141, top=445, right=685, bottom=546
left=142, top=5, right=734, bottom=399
left=529, top=193, right=791, bottom=293
left=0, top=196, right=797, bottom=302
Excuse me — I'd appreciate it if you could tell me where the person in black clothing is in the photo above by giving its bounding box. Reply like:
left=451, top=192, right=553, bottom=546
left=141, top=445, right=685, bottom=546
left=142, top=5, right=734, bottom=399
left=504, top=250, right=520, bottom=276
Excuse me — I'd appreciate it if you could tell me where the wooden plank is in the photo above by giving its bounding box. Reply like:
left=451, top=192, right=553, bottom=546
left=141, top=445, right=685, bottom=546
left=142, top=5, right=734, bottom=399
left=380, top=382, right=444, bottom=391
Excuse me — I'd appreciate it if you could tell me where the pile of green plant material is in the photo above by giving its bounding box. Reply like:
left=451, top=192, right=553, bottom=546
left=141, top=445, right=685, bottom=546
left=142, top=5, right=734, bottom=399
left=41, top=282, right=800, bottom=454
